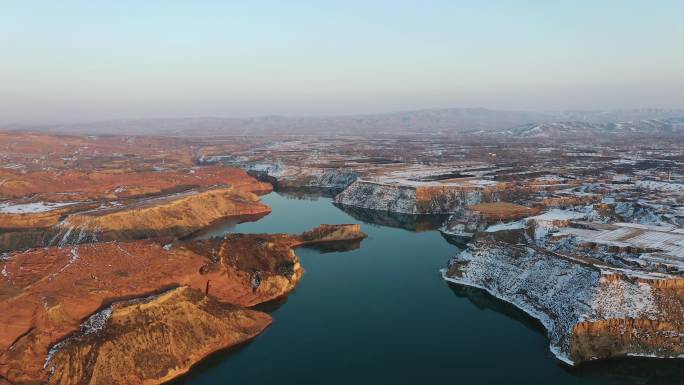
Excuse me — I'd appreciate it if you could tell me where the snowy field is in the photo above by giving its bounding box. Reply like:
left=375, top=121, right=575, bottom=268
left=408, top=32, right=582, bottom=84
left=0, top=201, right=76, bottom=214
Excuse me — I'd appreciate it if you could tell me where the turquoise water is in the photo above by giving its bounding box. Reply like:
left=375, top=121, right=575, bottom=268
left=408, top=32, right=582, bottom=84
left=175, top=193, right=684, bottom=385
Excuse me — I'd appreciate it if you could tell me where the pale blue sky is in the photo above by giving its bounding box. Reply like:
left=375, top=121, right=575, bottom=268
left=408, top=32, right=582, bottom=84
left=1, top=1, right=683, bottom=123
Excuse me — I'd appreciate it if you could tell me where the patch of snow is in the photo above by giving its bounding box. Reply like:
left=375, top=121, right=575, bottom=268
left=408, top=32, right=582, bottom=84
left=441, top=243, right=600, bottom=365
left=485, top=220, right=525, bottom=232
left=81, top=307, right=113, bottom=335
left=530, top=209, right=586, bottom=222
left=68, top=247, right=79, bottom=265
left=0, top=201, right=77, bottom=214
left=591, top=278, right=657, bottom=320
left=634, top=180, right=684, bottom=192
left=44, top=306, right=113, bottom=371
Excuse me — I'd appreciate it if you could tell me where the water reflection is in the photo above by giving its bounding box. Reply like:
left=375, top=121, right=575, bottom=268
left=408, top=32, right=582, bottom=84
left=448, top=283, right=684, bottom=385
left=448, top=283, right=544, bottom=335
left=187, top=212, right=270, bottom=240
left=179, top=192, right=684, bottom=385
left=566, top=357, right=684, bottom=385
left=300, top=239, right=363, bottom=254
left=334, top=203, right=448, bottom=232
left=271, top=187, right=341, bottom=199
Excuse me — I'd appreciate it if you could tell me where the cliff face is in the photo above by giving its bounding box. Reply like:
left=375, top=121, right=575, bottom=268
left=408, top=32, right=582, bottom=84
left=440, top=202, right=539, bottom=243
left=0, top=207, right=75, bottom=231
left=51, top=188, right=272, bottom=246
left=334, top=179, right=520, bottom=214
left=334, top=180, right=418, bottom=213
left=0, top=188, right=271, bottom=252
left=444, top=241, right=599, bottom=364
left=0, top=242, right=208, bottom=384
left=0, top=167, right=273, bottom=252
left=0, top=224, right=366, bottom=385
left=570, top=277, right=684, bottom=362
left=298, top=224, right=365, bottom=244
left=45, top=287, right=271, bottom=385
left=443, top=240, right=684, bottom=364
left=247, top=164, right=358, bottom=193
left=0, top=204, right=101, bottom=252
left=183, top=224, right=367, bottom=306
left=275, top=168, right=358, bottom=192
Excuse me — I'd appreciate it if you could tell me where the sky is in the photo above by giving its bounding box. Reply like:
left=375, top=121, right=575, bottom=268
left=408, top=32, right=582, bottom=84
left=1, top=1, right=683, bottom=123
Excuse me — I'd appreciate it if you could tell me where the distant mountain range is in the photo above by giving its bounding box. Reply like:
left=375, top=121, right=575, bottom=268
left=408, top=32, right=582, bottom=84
left=3, top=108, right=683, bottom=138
left=487, top=116, right=684, bottom=138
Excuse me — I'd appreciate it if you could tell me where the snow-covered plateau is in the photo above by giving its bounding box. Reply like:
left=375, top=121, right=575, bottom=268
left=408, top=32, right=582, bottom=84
left=443, top=210, right=684, bottom=364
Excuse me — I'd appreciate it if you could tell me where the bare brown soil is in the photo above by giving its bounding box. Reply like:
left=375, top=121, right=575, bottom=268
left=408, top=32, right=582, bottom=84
left=467, top=202, right=539, bottom=221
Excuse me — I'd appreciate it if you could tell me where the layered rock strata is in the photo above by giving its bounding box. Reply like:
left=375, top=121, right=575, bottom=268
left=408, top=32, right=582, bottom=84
left=246, top=164, right=358, bottom=193
left=443, top=216, right=684, bottom=364
left=334, top=179, right=527, bottom=214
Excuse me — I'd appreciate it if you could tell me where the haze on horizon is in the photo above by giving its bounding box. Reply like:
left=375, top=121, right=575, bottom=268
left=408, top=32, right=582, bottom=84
left=1, top=1, right=683, bottom=124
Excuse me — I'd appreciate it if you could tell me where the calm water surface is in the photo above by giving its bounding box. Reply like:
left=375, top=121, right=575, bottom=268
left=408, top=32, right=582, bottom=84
left=175, top=193, right=684, bottom=385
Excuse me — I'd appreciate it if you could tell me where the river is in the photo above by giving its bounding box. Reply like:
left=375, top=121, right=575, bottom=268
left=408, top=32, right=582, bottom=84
left=174, top=192, right=684, bottom=385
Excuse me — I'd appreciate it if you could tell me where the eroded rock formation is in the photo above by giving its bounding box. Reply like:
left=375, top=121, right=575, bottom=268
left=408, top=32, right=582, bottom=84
left=45, top=287, right=271, bottom=385
left=334, top=179, right=527, bottom=214
left=443, top=218, right=684, bottom=365
left=0, top=224, right=366, bottom=385
left=0, top=166, right=272, bottom=252
left=246, top=164, right=358, bottom=194
left=0, top=187, right=272, bottom=252
left=53, top=187, right=271, bottom=245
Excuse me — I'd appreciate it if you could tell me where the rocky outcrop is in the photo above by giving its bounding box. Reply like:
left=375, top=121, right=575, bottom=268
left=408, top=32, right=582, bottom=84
left=298, top=224, right=365, bottom=244
left=0, top=207, right=79, bottom=231
left=0, top=224, right=366, bottom=385
left=0, top=204, right=102, bottom=252
left=0, top=167, right=273, bottom=252
left=334, top=179, right=525, bottom=214
left=247, top=163, right=358, bottom=194
left=0, top=242, right=209, bottom=384
left=276, top=168, right=357, bottom=192
left=45, top=287, right=271, bottom=385
left=440, top=203, right=539, bottom=245
left=51, top=187, right=272, bottom=247
left=443, top=240, right=684, bottom=365
left=183, top=224, right=367, bottom=306
left=334, top=180, right=419, bottom=213
left=0, top=188, right=271, bottom=252
left=594, top=201, right=683, bottom=227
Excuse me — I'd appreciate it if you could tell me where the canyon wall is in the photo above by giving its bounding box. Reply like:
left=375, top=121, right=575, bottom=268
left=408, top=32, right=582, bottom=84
left=54, top=187, right=271, bottom=244
left=443, top=240, right=684, bottom=364
left=334, top=180, right=524, bottom=214
left=247, top=164, right=358, bottom=193
left=0, top=188, right=271, bottom=252
left=0, top=225, right=367, bottom=385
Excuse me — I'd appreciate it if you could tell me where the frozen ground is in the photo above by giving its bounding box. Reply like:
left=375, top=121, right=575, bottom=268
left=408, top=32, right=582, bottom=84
left=0, top=201, right=76, bottom=214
